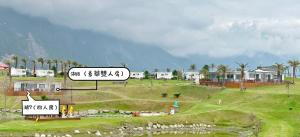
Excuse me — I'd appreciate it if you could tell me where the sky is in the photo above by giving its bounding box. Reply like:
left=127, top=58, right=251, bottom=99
left=1, top=0, right=300, bottom=59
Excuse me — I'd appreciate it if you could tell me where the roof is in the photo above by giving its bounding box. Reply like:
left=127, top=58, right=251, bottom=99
left=0, top=62, right=9, bottom=68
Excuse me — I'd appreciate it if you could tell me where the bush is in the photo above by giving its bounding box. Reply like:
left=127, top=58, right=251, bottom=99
left=174, top=93, right=181, bottom=98
left=161, top=93, right=168, bottom=98
left=41, top=95, right=48, bottom=100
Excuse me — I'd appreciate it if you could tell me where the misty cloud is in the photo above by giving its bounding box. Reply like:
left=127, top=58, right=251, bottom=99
left=1, top=0, right=300, bottom=58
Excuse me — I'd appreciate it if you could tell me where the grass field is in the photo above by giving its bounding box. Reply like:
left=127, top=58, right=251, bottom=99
left=0, top=76, right=299, bottom=136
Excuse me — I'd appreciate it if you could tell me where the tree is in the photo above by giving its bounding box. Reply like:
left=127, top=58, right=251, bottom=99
left=12, top=55, right=18, bottom=68
left=273, top=63, right=284, bottom=82
left=189, top=64, right=196, bottom=72
left=237, top=63, right=248, bottom=91
left=53, top=59, right=58, bottom=70
left=288, top=59, right=300, bottom=84
left=37, top=58, right=44, bottom=69
left=172, top=70, right=178, bottom=79
left=72, top=61, right=78, bottom=67
left=210, top=63, right=215, bottom=72
left=144, top=70, right=150, bottom=79
left=67, top=60, right=72, bottom=68
left=21, top=58, right=27, bottom=69
left=32, top=60, right=36, bottom=76
left=120, top=63, right=127, bottom=67
left=46, top=59, right=52, bottom=70
left=200, top=65, right=210, bottom=80
left=60, top=60, right=64, bottom=74
left=217, top=64, right=228, bottom=87
left=3, top=59, right=11, bottom=119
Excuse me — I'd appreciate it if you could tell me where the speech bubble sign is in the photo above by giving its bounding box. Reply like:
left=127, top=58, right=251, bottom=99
left=68, top=67, right=130, bottom=81
left=22, top=92, right=60, bottom=115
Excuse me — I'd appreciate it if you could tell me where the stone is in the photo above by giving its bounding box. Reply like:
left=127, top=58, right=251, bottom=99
left=74, top=130, right=80, bottom=134
left=65, top=134, right=72, bottom=137
left=34, top=133, right=40, bottom=137
left=102, top=110, right=110, bottom=113
left=87, top=109, right=98, bottom=115
left=95, top=130, right=102, bottom=136
left=40, top=134, right=46, bottom=137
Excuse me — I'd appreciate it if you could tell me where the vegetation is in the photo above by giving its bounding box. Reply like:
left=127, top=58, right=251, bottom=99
left=0, top=77, right=300, bottom=136
left=288, top=59, right=300, bottom=83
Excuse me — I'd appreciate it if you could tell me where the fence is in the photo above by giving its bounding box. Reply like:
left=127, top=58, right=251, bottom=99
left=200, top=80, right=284, bottom=88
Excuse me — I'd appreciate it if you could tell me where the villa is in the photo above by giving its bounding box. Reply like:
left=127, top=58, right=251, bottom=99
left=183, top=71, right=203, bottom=80
left=130, top=72, right=145, bottom=79
left=10, top=67, right=27, bottom=77
left=35, top=70, right=55, bottom=77
left=156, top=72, right=173, bottom=80
left=206, top=66, right=284, bottom=82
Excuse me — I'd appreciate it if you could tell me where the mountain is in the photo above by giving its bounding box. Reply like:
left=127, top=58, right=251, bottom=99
left=0, top=7, right=190, bottom=71
left=0, top=7, right=295, bottom=71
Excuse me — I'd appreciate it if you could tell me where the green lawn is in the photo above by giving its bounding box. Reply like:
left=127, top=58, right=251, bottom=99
left=0, top=76, right=299, bottom=136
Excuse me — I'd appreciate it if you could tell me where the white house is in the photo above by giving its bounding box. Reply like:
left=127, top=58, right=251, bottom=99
left=35, top=70, right=55, bottom=77
left=156, top=72, right=173, bottom=79
left=207, top=66, right=284, bottom=82
left=130, top=72, right=145, bottom=79
left=184, top=72, right=202, bottom=80
left=13, top=81, right=61, bottom=92
left=10, top=68, right=27, bottom=77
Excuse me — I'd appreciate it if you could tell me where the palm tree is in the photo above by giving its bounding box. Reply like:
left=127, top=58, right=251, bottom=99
left=288, top=59, right=300, bottom=84
left=21, top=58, right=27, bottom=69
left=67, top=60, right=72, bottom=68
left=217, top=64, right=228, bottom=87
left=210, top=64, right=215, bottom=72
left=72, top=61, right=78, bottom=67
left=32, top=60, right=36, bottom=76
left=273, top=63, right=284, bottom=82
left=237, top=63, right=248, bottom=91
left=46, top=59, right=52, bottom=70
left=3, top=59, right=11, bottom=118
left=60, top=60, right=64, bottom=73
left=37, top=57, right=44, bottom=69
left=189, top=64, right=196, bottom=72
left=200, top=65, right=210, bottom=80
left=53, top=59, right=58, bottom=70
left=12, top=55, right=18, bottom=68
left=120, top=63, right=127, bottom=67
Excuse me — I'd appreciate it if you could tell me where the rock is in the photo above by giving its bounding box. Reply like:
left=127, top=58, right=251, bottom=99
left=40, top=134, right=46, bottom=137
left=65, top=134, right=72, bottom=137
left=112, top=110, right=119, bottom=113
left=124, top=111, right=132, bottom=115
left=47, top=134, right=52, bottom=137
left=87, top=109, right=98, bottom=115
left=95, top=130, right=102, bottom=136
left=137, top=127, right=144, bottom=131
left=148, top=122, right=153, bottom=127
left=74, top=130, right=80, bottom=134
left=153, top=125, right=157, bottom=129
left=102, top=109, right=110, bottom=113
left=16, top=109, right=22, bottom=113
left=119, top=110, right=125, bottom=114
left=34, top=133, right=40, bottom=137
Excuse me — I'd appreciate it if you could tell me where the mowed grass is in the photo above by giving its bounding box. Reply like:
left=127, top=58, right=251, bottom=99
left=0, top=76, right=300, bottom=136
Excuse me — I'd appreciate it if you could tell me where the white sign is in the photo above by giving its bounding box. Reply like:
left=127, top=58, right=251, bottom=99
left=22, top=92, right=60, bottom=115
left=68, top=67, right=130, bottom=81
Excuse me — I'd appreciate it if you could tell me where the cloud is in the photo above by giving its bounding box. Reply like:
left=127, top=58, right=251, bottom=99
left=1, top=0, right=300, bottom=58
